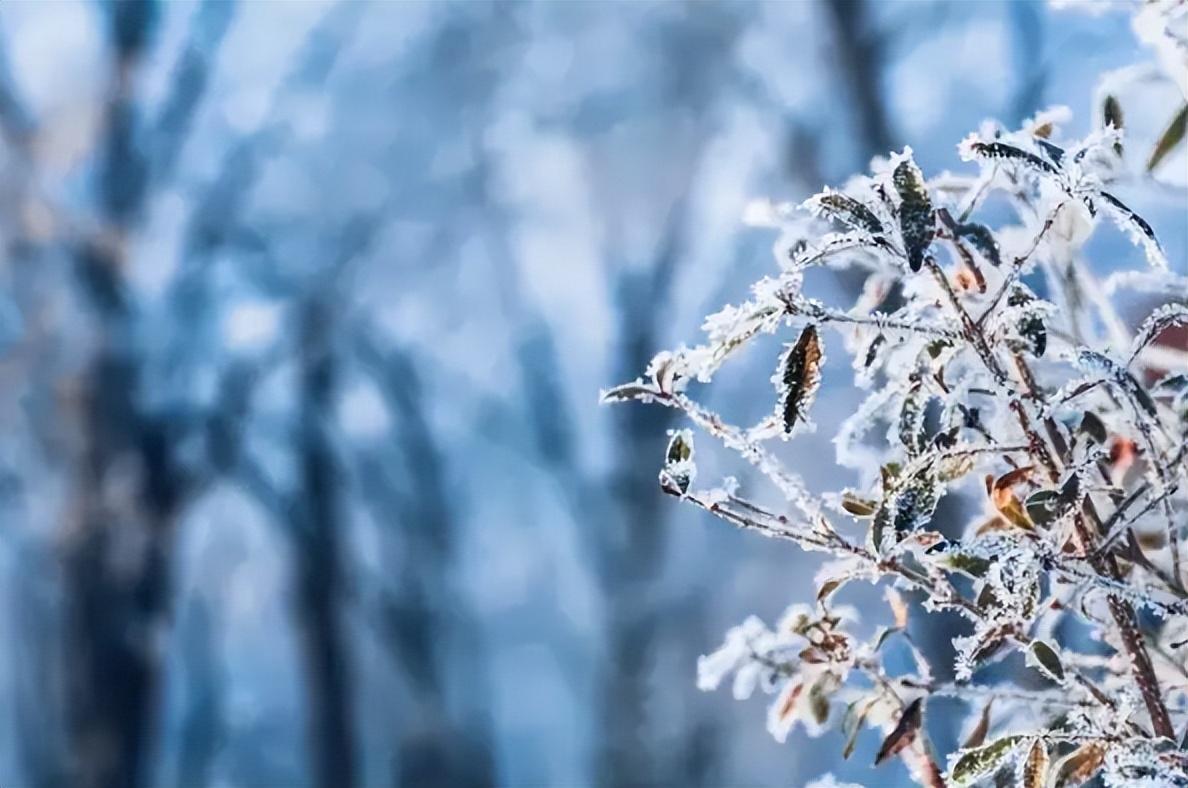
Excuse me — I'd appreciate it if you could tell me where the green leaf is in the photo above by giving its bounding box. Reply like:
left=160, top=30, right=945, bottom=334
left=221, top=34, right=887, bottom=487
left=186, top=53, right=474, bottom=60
left=814, top=191, right=885, bottom=235
left=949, top=735, right=1024, bottom=786
left=893, top=158, right=935, bottom=272
left=1027, top=640, right=1065, bottom=683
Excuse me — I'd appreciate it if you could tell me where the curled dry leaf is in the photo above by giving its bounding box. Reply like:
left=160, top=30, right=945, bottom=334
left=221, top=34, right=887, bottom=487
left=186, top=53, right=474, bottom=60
left=987, top=466, right=1035, bottom=531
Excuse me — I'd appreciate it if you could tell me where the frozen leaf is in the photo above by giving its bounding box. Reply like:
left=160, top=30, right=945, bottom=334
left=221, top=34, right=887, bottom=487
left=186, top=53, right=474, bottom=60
left=948, top=735, right=1024, bottom=786
left=1096, top=191, right=1168, bottom=270
left=955, top=222, right=1002, bottom=267
left=767, top=679, right=806, bottom=744
left=960, top=137, right=1059, bottom=175
left=892, top=156, right=935, bottom=271
left=776, top=325, right=824, bottom=434
left=841, top=492, right=878, bottom=518
left=874, top=698, right=922, bottom=766
left=659, top=429, right=696, bottom=496
left=841, top=697, right=877, bottom=760
left=897, top=375, right=928, bottom=457
left=1026, top=640, right=1065, bottom=683
left=872, top=467, right=941, bottom=552
left=600, top=380, right=660, bottom=403
left=1007, top=287, right=1047, bottom=358
left=805, top=189, right=885, bottom=235
left=1129, top=303, right=1188, bottom=363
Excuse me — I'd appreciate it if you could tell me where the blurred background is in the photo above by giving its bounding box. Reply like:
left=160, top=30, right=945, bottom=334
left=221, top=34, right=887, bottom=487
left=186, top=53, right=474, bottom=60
left=0, top=1, right=1180, bottom=786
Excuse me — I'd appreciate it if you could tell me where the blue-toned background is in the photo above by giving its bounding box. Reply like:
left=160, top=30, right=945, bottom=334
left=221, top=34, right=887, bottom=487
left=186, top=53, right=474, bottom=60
left=0, top=1, right=1179, bottom=786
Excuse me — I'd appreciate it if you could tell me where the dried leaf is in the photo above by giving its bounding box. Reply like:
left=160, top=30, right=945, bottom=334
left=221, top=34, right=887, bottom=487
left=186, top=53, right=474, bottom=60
left=955, top=222, right=1002, bottom=267
left=778, top=325, right=824, bottom=433
left=1051, top=742, right=1104, bottom=787
left=841, top=493, right=879, bottom=518
left=962, top=700, right=993, bottom=750
left=1147, top=102, right=1187, bottom=173
left=949, top=735, right=1024, bottom=786
left=874, top=698, right=922, bottom=766
left=884, top=586, right=909, bottom=629
left=1021, top=739, right=1049, bottom=788
left=989, top=467, right=1035, bottom=530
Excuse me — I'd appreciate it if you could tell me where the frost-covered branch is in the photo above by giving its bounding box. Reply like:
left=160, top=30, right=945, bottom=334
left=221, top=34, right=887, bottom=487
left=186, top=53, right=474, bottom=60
left=600, top=4, right=1188, bottom=780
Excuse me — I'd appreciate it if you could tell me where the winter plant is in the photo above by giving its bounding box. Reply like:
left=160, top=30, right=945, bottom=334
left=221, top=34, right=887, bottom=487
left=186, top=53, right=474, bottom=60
left=602, top=3, right=1188, bottom=786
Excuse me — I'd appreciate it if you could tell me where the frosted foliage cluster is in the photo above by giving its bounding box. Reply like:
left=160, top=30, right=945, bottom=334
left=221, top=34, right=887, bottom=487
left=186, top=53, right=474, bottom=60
left=602, top=3, right=1188, bottom=784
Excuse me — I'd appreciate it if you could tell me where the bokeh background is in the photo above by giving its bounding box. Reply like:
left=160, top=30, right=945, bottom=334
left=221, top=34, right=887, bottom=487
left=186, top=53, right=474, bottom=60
left=0, top=1, right=1181, bottom=786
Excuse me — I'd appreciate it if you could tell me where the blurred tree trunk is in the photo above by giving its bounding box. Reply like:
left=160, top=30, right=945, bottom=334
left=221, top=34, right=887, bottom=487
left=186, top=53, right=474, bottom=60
left=175, top=597, right=223, bottom=788
left=61, top=5, right=179, bottom=785
left=821, top=0, right=895, bottom=164
left=294, top=298, right=357, bottom=788
left=353, top=334, right=495, bottom=788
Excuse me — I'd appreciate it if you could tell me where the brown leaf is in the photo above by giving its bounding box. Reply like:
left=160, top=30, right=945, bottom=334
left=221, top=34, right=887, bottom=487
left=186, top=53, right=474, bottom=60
left=841, top=492, right=878, bottom=518
left=961, top=700, right=993, bottom=750
left=990, top=467, right=1035, bottom=530
left=774, top=680, right=805, bottom=725
left=1052, top=742, right=1104, bottom=787
left=779, top=325, right=823, bottom=433
left=885, top=586, right=909, bottom=630
left=875, top=698, right=922, bottom=766
left=1147, top=102, right=1187, bottom=173
left=1022, top=739, right=1049, bottom=788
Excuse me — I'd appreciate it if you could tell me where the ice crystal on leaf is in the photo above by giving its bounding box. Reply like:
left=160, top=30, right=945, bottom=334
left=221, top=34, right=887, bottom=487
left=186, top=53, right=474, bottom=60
left=601, top=5, right=1188, bottom=783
